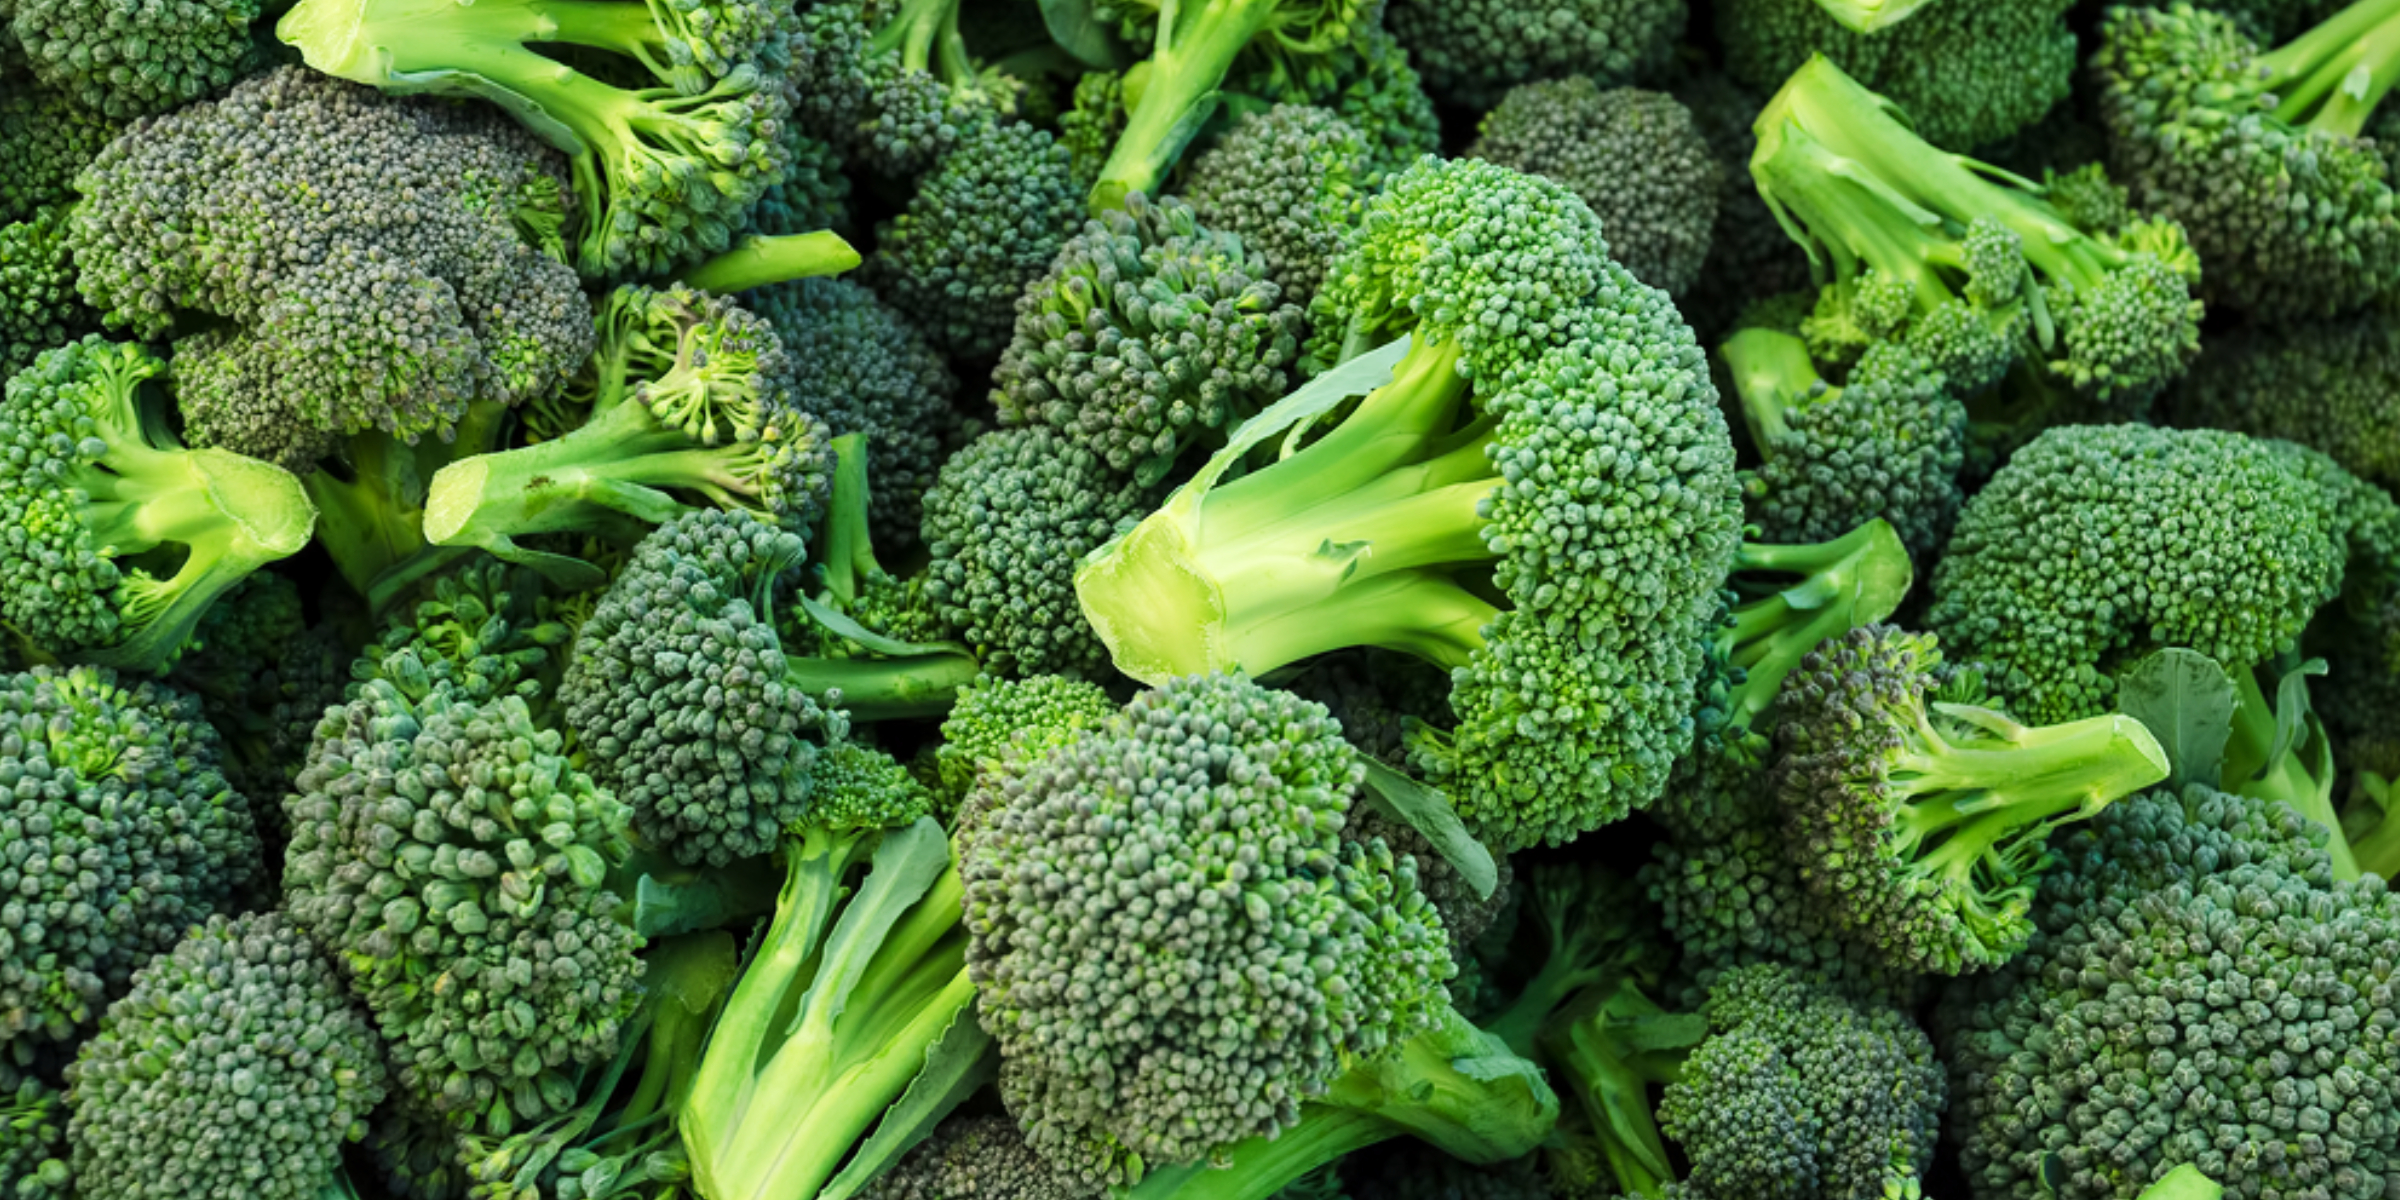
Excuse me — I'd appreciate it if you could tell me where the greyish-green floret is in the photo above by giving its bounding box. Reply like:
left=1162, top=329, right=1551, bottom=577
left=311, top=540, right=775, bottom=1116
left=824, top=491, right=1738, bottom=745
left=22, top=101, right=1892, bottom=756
left=858, top=1114, right=1099, bottom=1200
left=1383, top=0, right=1683, bottom=107
left=0, top=665, right=260, bottom=1050
left=1927, top=424, right=2359, bottom=724
left=67, top=67, right=592, bottom=468
left=1223, top=26, right=1442, bottom=184
left=64, top=913, right=385, bottom=1200
left=7, top=0, right=268, bottom=119
left=2173, top=313, right=2400, bottom=488
left=1469, top=79, right=1721, bottom=297
left=281, top=665, right=642, bottom=1132
left=994, top=193, right=1305, bottom=479
left=960, top=672, right=1453, bottom=1185
left=1179, top=104, right=1371, bottom=310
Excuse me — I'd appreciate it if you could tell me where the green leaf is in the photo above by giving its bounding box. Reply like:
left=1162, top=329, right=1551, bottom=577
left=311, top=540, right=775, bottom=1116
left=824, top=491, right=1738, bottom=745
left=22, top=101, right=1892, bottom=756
left=798, top=594, right=973, bottom=661
left=1357, top=759, right=1500, bottom=900
left=2113, top=648, right=2235, bottom=791
left=818, top=1003, right=999, bottom=1200
left=1037, top=0, right=1132, bottom=69
left=2262, top=657, right=2330, bottom=783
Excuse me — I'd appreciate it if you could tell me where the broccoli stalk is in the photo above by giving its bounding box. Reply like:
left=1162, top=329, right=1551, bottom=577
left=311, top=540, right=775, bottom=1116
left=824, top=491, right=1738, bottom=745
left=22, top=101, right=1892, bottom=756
left=2255, top=0, right=2400, bottom=137
left=680, top=818, right=986, bottom=1200
left=1540, top=978, right=1703, bottom=1200
left=1716, top=520, right=1914, bottom=731
left=2225, top=656, right=2359, bottom=881
left=677, top=231, right=862, bottom=296
left=1086, top=0, right=1374, bottom=213
left=1482, top=867, right=1668, bottom=1058
left=305, top=401, right=511, bottom=611
left=2341, top=772, right=2400, bottom=881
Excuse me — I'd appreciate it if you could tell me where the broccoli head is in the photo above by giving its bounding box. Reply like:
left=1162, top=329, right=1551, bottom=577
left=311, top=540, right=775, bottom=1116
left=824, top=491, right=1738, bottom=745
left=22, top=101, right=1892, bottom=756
left=64, top=913, right=384, bottom=1200
left=7, top=0, right=270, bottom=118
left=0, top=206, right=89, bottom=384
left=930, top=673, right=1116, bottom=821
left=2172, top=313, right=2400, bottom=489
left=1222, top=25, right=1442, bottom=184
left=859, top=1114, right=1100, bottom=1200
left=1384, top=0, right=1683, bottom=108
left=1178, top=104, right=1369, bottom=311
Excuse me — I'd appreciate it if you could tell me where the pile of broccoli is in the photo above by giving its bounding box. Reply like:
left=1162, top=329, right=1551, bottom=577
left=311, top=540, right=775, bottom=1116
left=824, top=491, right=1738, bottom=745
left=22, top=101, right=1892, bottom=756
left=10, top=0, right=2400, bottom=1198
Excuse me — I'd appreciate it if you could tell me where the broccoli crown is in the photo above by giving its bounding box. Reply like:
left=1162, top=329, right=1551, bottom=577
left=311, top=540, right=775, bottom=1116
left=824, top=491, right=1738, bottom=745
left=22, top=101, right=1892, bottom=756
left=1468, top=79, right=1722, bottom=297
left=0, top=1065, right=68, bottom=1200
left=1674, top=73, right=1814, bottom=341
left=1223, top=27, right=1442, bottom=184
left=0, top=664, right=259, bottom=1049
left=1178, top=104, right=1370, bottom=309
left=0, top=205, right=91, bottom=381
left=959, top=672, right=1452, bottom=1185
left=282, top=666, right=641, bottom=1131
left=7, top=0, right=266, bottom=119
left=68, top=68, right=590, bottom=463
left=994, top=193, right=1305, bottom=478
left=1657, top=963, right=1944, bottom=1200
left=1287, top=649, right=1458, bottom=770
left=1383, top=0, right=1683, bottom=107
left=921, top=425, right=1169, bottom=679
left=0, top=82, right=119, bottom=223
left=561, top=509, right=839, bottom=866
left=930, top=673, right=1116, bottom=820
left=1771, top=625, right=2170, bottom=976
left=786, top=0, right=1003, bottom=180
left=2174, top=313, right=2400, bottom=489
left=809, top=740, right=933, bottom=832
left=744, top=122, right=853, bottom=239
left=1732, top=334, right=1968, bottom=558
left=1926, top=425, right=2358, bottom=724
left=2095, top=3, right=2400, bottom=320
left=749, top=277, right=957, bottom=549
left=858, top=1114, right=1100, bottom=1200
left=1719, top=0, right=2075, bottom=151
left=863, top=116, right=1082, bottom=361
left=352, top=558, right=574, bottom=710
left=64, top=912, right=384, bottom=1200
left=1936, top=782, right=2400, bottom=1200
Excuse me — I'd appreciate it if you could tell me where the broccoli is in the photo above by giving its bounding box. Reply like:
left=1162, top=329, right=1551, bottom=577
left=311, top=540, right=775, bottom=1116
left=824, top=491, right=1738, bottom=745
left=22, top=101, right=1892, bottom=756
left=5, top=0, right=273, bottom=118
left=929, top=673, right=1116, bottom=821
left=921, top=424, right=1170, bottom=680
left=0, top=81, right=114, bottom=379
left=786, top=0, right=1019, bottom=180
left=1718, top=0, right=2075, bottom=151
left=1221, top=26, right=1442, bottom=184
left=2172, top=313, right=2400, bottom=488
left=168, top=571, right=325, bottom=839
left=2094, top=0, right=2400, bottom=321
left=1178, top=104, right=1371, bottom=311
left=1545, top=962, right=1945, bottom=1200
left=679, top=746, right=987, bottom=1200
left=279, top=0, right=801, bottom=279
left=2341, top=770, right=2400, bottom=880
left=0, top=207, right=90, bottom=404
left=859, top=1113, right=1099, bottom=1200
left=963, top=673, right=1556, bottom=1194
left=1936, top=779, right=2400, bottom=1200
left=1383, top=0, right=1683, bottom=108
left=1077, top=158, right=1744, bottom=850
left=0, top=337, right=318, bottom=673
left=1751, top=56, right=2204, bottom=413
left=1474, top=864, right=1671, bottom=1058
left=749, top=277, right=958, bottom=550
left=0, top=1061, right=68, bottom=1200
left=1468, top=79, right=1722, bottom=297
left=422, top=283, right=837, bottom=583
left=64, top=913, right=385, bottom=1200
left=0, top=81, right=119, bottom=223
left=1721, top=330, right=1966, bottom=557
left=1772, top=624, right=2171, bottom=975
left=1344, top=1144, right=1552, bottom=1200
left=66, top=68, right=591, bottom=471
left=993, top=193, right=1305, bottom=481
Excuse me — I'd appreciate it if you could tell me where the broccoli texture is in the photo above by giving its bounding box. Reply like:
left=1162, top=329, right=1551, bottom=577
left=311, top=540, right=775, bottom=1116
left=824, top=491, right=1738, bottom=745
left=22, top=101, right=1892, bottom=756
left=2172, top=313, right=2400, bottom=488
left=7, top=0, right=270, bottom=119
left=0, top=206, right=90, bottom=385
left=1384, top=0, right=1683, bottom=107
left=1178, top=105, right=1369, bottom=310
left=65, top=913, right=384, bottom=1200
left=0, top=81, right=119, bottom=221
left=859, top=1114, right=1099, bottom=1200
left=0, top=1062, right=69, bottom=1200
left=1468, top=79, right=1721, bottom=297
left=1222, top=26, right=1441, bottom=184
left=930, top=673, right=1116, bottom=820
left=1675, top=73, right=1813, bottom=340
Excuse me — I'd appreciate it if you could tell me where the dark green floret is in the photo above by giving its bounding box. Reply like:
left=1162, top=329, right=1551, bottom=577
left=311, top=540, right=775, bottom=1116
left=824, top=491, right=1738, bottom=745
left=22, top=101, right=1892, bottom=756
left=1383, top=0, right=1683, bottom=108
left=2172, top=313, right=2400, bottom=488
left=2095, top=0, right=2400, bottom=320
left=1178, top=104, right=1370, bottom=310
left=1222, top=26, right=1442, bottom=184
left=0, top=337, right=318, bottom=673
left=0, top=1062, right=69, bottom=1200
left=859, top=1114, right=1099, bottom=1200
left=994, top=193, right=1304, bottom=480
left=0, top=81, right=120, bottom=222
left=1469, top=79, right=1721, bottom=297
left=785, top=0, right=1017, bottom=180
left=8, top=0, right=271, bottom=118
left=64, top=913, right=385, bottom=1200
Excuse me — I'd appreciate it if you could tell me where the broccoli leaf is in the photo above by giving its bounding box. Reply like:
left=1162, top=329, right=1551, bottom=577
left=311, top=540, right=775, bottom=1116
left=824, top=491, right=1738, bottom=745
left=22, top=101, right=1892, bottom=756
left=2113, top=648, right=2236, bottom=791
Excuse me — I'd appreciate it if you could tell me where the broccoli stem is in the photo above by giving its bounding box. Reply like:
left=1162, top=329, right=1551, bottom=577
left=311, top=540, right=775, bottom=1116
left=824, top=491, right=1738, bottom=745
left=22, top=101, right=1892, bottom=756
left=2225, top=663, right=2359, bottom=880
left=1722, top=327, right=1826, bottom=449
left=2342, top=774, right=2400, bottom=881
left=867, top=0, right=973, bottom=82
left=789, top=654, right=983, bottom=721
left=1540, top=981, right=1691, bottom=1200
left=678, top=232, right=862, bottom=295
left=2260, top=0, right=2400, bottom=137
left=1720, top=521, right=1914, bottom=727
left=422, top=399, right=753, bottom=555
left=1813, top=0, right=1939, bottom=33
left=1089, top=0, right=1288, bottom=214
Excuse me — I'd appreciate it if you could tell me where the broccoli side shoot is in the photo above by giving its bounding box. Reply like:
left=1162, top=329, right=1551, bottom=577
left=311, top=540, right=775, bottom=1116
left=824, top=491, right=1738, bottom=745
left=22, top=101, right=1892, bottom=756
left=0, top=337, right=317, bottom=673
left=930, top=673, right=1116, bottom=822
left=1773, top=625, right=2171, bottom=975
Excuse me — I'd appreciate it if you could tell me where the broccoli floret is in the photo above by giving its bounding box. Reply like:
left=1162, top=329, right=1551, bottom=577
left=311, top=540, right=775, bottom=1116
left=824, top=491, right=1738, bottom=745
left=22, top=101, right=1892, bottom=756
left=0, top=81, right=119, bottom=223
left=2172, top=313, right=2400, bottom=488
left=1383, top=0, right=1682, bottom=109
left=1720, top=0, right=2075, bottom=151
left=1223, top=26, right=1441, bottom=184
left=750, top=277, right=958, bottom=550
left=930, top=673, right=1116, bottom=821
left=863, top=116, right=1083, bottom=360
left=1722, top=330, right=1968, bottom=558
left=994, top=193, right=1304, bottom=480
left=921, top=424, right=1170, bottom=679
left=1348, top=804, right=1518, bottom=957
left=1773, top=625, right=2170, bottom=975
left=963, top=673, right=1555, bottom=1192
left=1178, top=104, right=1370, bottom=310
left=67, top=68, right=590, bottom=468
left=0, top=206, right=91, bottom=383
left=859, top=1114, right=1099, bottom=1200
left=1752, top=57, right=2205, bottom=412
left=1926, top=425, right=2368, bottom=725
left=1674, top=73, right=1815, bottom=341
left=363, top=1107, right=474, bottom=1200
left=1476, top=864, right=1671, bottom=1058
left=1078, top=158, right=1743, bottom=850
left=2095, top=1, right=2400, bottom=321
left=786, top=0, right=1018, bottom=181
left=350, top=556, right=575, bottom=710
left=0, top=337, right=318, bottom=673
left=1936, top=780, right=2400, bottom=1200
left=1286, top=649, right=1459, bottom=769
left=423, top=283, right=838, bottom=580
left=0, top=1062, right=68, bottom=1200
left=64, top=913, right=385, bottom=1200
left=1469, top=79, right=1721, bottom=297
left=7, top=0, right=271, bottom=118
left=744, top=122, right=853, bottom=238
left=2341, top=770, right=2400, bottom=880
left=280, top=0, right=802, bottom=280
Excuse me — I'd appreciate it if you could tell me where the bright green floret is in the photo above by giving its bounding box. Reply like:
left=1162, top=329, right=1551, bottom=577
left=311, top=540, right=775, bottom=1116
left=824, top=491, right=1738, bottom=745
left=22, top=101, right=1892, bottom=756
left=1178, top=104, right=1371, bottom=310
left=1383, top=0, right=1683, bottom=108
left=1077, top=157, right=1744, bottom=851
left=1469, top=79, right=1721, bottom=297
left=0, top=207, right=90, bottom=384
left=0, top=337, right=318, bottom=673
left=277, top=0, right=799, bottom=279
left=1719, top=0, right=2075, bottom=151
left=2095, top=0, right=2400, bottom=321
left=964, top=673, right=1556, bottom=1194
left=2172, top=312, right=2400, bottom=488
left=64, top=913, right=385, bottom=1200
left=930, top=673, right=1115, bottom=821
